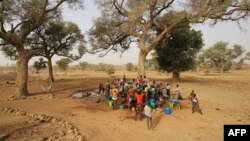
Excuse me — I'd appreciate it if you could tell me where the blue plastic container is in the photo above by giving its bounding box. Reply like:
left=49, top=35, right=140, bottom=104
left=149, top=99, right=156, bottom=104
left=165, top=107, right=171, bottom=115
left=173, top=100, right=179, bottom=105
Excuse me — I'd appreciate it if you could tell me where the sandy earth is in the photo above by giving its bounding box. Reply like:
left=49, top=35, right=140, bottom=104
left=0, top=70, right=250, bottom=141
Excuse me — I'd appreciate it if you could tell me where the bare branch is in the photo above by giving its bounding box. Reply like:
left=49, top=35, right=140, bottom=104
left=113, top=0, right=128, bottom=17
left=153, top=0, right=175, bottom=19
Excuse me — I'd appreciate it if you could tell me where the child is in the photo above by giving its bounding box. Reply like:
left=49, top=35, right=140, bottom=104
left=97, top=83, right=105, bottom=103
left=112, top=89, right=119, bottom=110
left=189, top=90, right=196, bottom=102
left=192, top=94, right=202, bottom=115
left=135, top=90, right=145, bottom=121
left=175, top=84, right=183, bottom=100
left=166, top=83, right=171, bottom=99
left=144, top=102, right=153, bottom=130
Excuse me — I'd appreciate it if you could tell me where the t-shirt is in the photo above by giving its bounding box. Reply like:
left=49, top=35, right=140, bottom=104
left=176, top=87, right=180, bottom=95
left=144, top=105, right=152, bottom=117
left=135, top=93, right=144, bottom=104
left=138, top=78, right=144, bottom=84
left=166, top=85, right=171, bottom=90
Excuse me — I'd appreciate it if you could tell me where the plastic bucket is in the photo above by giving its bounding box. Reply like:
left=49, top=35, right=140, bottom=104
left=132, top=107, right=135, bottom=112
left=108, top=101, right=113, bottom=108
left=150, top=103, right=156, bottom=108
left=173, top=100, right=179, bottom=105
left=169, top=102, right=174, bottom=109
left=119, top=104, right=124, bottom=109
left=165, top=107, right=171, bottom=115
left=150, top=99, right=156, bottom=104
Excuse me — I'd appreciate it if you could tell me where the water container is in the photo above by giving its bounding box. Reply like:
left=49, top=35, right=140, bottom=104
left=108, top=101, right=113, bottom=108
left=150, top=102, right=156, bottom=108
left=173, top=100, right=179, bottom=105
left=165, top=107, right=171, bottom=115
left=132, top=107, right=135, bottom=112
left=119, top=104, right=124, bottom=109
left=169, top=102, right=174, bottom=109
left=150, top=99, right=156, bottom=104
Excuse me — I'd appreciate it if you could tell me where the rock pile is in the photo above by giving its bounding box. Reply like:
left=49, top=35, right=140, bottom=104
left=2, top=107, right=85, bottom=141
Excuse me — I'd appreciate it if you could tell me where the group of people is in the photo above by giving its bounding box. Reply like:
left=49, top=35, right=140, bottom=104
left=97, top=75, right=202, bottom=130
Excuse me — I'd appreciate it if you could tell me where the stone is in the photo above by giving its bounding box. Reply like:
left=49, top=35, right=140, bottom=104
left=3, top=107, right=9, bottom=112
left=8, top=108, right=15, bottom=113
left=0, top=133, right=9, bottom=140
left=57, top=130, right=65, bottom=136
left=76, top=135, right=84, bottom=141
left=37, top=115, right=46, bottom=123
left=51, top=118, right=57, bottom=123
left=20, top=111, right=27, bottom=116
left=9, top=94, right=14, bottom=98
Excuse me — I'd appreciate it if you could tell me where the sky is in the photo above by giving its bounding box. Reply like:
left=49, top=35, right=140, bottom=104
left=0, top=1, right=249, bottom=66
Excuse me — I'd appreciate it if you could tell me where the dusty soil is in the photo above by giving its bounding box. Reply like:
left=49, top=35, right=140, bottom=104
left=0, top=70, right=250, bottom=141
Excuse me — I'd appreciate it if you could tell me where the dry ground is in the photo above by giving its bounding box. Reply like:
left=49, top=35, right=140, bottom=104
left=0, top=70, right=250, bottom=141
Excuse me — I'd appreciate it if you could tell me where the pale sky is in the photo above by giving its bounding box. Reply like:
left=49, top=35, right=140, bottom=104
left=0, top=1, right=249, bottom=66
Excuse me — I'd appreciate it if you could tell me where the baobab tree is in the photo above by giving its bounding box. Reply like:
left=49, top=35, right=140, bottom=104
left=89, top=0, right=250, bottom=75
left=0, top=0, right=83, bottom=98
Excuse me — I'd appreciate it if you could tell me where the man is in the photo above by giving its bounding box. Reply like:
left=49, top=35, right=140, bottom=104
left=144, top=102, right=153, bottom=130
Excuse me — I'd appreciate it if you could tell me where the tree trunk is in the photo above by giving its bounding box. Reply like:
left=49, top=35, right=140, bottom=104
left=15, top=54, right=29, bottom=98
left=137, top=50, right=147, bottom=76
left=47, top=57, right=54, bottom=82
left=172, top=71, right=180, bottom=82
left=220, top=62, right=224, bottom=73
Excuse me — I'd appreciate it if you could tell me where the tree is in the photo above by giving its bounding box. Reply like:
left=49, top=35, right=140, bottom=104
left=0, top=0, right=83, bottom=98
left=105, top=65, right=115, bottom=76
left=154, top=27, right=203, bottom=81
left=200, top=41, right=245, bottom=73
left=33, top=58, right=47, bottom=74
left=126, top=63, right=134, bottom=71
left=29, top=21, right=86, bottom=82
left=245, top=52, right=250, bottom=60
left=89, top=0, right=250, bottom=76
left=56, top=58, right=72, bottom=75
left=79, top=61, right=88, bottom=70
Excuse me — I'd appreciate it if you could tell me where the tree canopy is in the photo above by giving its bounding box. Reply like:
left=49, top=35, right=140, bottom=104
left=89, top=0, right=250, bottom=75
left=199, top=41, right=246, bottom=72
left=33, top=57, right=47, bottom=74
left=154, top=26, right=203, bottom=81
left=0, top=0, right=84, bottom=98
left=56, top=58, right=72, bottom=75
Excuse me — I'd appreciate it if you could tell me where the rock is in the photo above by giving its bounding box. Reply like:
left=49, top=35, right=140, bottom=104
left=0, top=133, right=9, bottom=140
left=66, top=124, right=73, bottom=130
left=51, top=118, right=57, bottom=123
left=9, top=94, right=14, bottom=98
left=8, top=108, right=15, bottom=113
left=3, top=107, right=9, bottom=112
left=15, top=110, right=21, bottom=115
left=37, top=115, right=46, bottom=123
left=76, top=135, right=84, bottom=141
left=37, top=137, right=47, bottom=141
left=20, top=111, right=27, bottom=116
left=45, top=116, right=52, bottom=122
left=29, top=113, right=35, bottom=118
left=57, top=130, right=65, bottom=136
